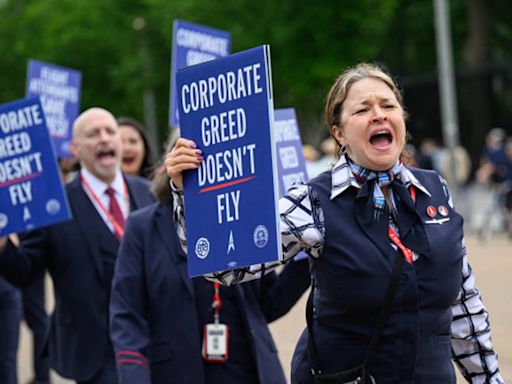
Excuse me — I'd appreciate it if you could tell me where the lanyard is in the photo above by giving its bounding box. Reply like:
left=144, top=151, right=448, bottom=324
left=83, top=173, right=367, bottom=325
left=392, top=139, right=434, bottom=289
left=388, top=185, right=416, bottom=264
left=80, top=175, right=128, bottom=239
left=211, top=282, right=222, bottom=324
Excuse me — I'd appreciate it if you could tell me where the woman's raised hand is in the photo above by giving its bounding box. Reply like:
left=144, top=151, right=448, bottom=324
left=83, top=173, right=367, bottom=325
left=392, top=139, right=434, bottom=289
left=165, top=138, right=202, bottom=190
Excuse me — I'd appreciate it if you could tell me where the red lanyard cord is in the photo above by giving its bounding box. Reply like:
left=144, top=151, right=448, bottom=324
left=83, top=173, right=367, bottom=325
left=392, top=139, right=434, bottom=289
left=212, top=282, right=222, bottom=323
left=388, top=185, right=416, bottom=264
left=80, top=175, right=127, bottom=239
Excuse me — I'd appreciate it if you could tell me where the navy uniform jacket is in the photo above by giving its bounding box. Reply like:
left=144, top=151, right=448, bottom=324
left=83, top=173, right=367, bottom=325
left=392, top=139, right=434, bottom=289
left=292, top=169, right=464, bottom=383
left=110, top=202, right=311, bottom=384
left=0, top=174, right=154, bottom=382
left=0, top=277, right=18, bottom=298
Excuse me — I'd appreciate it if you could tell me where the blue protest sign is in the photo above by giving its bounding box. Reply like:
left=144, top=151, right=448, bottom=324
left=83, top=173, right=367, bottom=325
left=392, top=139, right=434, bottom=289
left=274, top=108, right=309, bottom=261
left=177, top=45, right=280, bottom=276
left=26, top=59, right=82, bottom=159
left=169, top=19, right=230, bottom=127
left=0, top=97, right=71, bottom=235
left=274, top=108, right=308, bottom=196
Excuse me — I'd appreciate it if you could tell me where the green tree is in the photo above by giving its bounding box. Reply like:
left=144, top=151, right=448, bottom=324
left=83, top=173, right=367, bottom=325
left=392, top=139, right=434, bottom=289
left=145, top=0, right=399, bottom=144
left=1, top=0, right=511, bottom=157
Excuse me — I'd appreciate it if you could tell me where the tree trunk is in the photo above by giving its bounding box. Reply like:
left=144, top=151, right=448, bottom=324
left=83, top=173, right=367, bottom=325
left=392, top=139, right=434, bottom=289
left=462, top=0, right=492, bottom=173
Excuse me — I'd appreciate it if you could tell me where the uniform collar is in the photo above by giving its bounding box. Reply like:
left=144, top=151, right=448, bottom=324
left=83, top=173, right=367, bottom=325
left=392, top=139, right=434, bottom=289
left=80, top=167, right=124, bottom=196
left=329, top=156, right=431, bottom=200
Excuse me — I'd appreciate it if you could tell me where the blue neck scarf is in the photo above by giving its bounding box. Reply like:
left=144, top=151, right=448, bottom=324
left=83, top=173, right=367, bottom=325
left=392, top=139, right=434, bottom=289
left=347, top=158, right=404, bottom=220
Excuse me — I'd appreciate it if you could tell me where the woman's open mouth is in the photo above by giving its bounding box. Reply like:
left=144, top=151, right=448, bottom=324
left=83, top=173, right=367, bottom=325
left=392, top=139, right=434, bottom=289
left=369, top=130, right=393, bottom=149
left=122, top=155, right=135, bottom=165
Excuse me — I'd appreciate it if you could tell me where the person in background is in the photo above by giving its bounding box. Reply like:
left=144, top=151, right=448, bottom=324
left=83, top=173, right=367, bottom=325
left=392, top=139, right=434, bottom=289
left=302, top=144, right=322, bottom=179
left=110, top=140, right=310, bottom=384
left=166, top=63, right=504, bottom=383
left=21, top=155, right=78, bottom=384
left=415, top=137, right=441, bottom=171
left=477, top=128, right=508, bottom=185
left=439, top=145, right=472, bottom=187
left=482, top=128, right=507, bottom=164
left=315, top=137, right=337, bottom=172
left=416, top=138, right=471, bottom=188
left=118, top=117, right=154, bottom=179
left=502, top=138, right=512, bottom=238
left=0, top=108, right=154, bottom=384
left=0, top=235, right=21, bottom=384
left=20, top=270, right=50, bottom=384
left=476, top=129, right=511, bottom=236
left=58, top=157, right=79, bottom=182
left=401, top=143, right=418, bottom=167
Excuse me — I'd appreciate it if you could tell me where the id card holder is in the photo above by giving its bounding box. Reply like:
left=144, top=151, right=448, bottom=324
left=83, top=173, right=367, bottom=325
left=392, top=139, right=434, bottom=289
left=202, top=323, right=229, bottom=362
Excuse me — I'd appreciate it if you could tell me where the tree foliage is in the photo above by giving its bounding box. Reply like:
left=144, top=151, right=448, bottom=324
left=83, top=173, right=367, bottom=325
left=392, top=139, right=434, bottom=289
left=0, top=0, right=511, bottom=154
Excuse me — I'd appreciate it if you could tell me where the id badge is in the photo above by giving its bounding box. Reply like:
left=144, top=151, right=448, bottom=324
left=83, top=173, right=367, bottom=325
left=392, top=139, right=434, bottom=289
left=202, top=323, right=229, bottom=362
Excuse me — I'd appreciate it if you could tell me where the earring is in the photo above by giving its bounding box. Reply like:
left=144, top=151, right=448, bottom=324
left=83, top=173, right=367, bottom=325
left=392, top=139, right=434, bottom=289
left=339, top=144, right=347, bottom=156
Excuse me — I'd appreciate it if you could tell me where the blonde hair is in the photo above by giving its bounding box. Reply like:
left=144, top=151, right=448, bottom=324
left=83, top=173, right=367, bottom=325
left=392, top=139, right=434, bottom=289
left=324, top=63, right=407, bottom=157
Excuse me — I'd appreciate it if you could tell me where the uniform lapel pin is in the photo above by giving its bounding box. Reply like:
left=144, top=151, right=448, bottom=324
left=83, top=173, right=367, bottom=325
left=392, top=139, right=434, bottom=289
left=438, top=205, right=449, bottom=217
left=426, top=205, right=437, bottom=218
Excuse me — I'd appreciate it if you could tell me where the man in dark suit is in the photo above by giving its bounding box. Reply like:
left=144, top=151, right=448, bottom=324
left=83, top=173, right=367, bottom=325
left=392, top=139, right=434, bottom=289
left=0, top=276, right=21, bottom=384
left=21, top=271, right=50, bottom=384
left=0, top=108, right=154, bottom=384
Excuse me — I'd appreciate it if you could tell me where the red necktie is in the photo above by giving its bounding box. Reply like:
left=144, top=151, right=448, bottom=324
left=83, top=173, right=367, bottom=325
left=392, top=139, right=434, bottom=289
left=105, top=187, right=125, bottom=239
